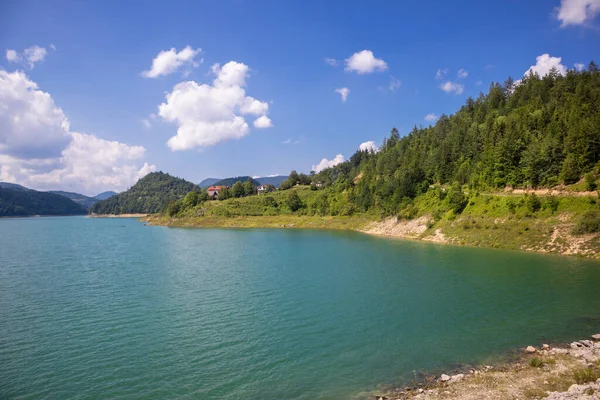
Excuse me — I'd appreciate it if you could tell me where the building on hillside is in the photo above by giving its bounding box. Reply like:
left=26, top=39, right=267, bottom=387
left=207, top=186, right=228, bottom=199
left=257, top=184, right=275, bottom=194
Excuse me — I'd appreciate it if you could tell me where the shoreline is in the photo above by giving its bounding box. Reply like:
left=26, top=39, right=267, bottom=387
left=88, top=213, right=148, bottom=218
left=369, top=334, right=600, bottom=400
left=142, top=214, right=600, bottom=259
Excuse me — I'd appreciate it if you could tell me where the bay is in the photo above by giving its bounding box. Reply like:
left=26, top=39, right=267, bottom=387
left=1, top=216, right=599, bottom=399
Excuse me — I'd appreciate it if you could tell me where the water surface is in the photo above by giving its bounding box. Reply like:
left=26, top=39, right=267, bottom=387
left=1, top=216, right=599, bottom=399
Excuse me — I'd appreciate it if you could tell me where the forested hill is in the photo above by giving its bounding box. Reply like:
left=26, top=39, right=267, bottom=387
left=214, top=176, right=261, bottom=187
left=0, top=187, right=88, bottom=216
left=49, top=191, right=98, bottom=209
left=90, top=172, right=199, bottom=214
left=310, top=64, right=600, bottom=215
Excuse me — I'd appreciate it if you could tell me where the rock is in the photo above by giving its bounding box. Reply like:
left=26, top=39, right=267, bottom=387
left=568, top=384, right=579, bottom=392
left=570, top=342, right=584, bottom=349
left=418, top=388, right=424, bottom=393
left=526, top=346, right=536, bottom=353
left=542, top=344, right=550, bottom=350
left=440, top=374, right=451, bottom=382
left=580, top=340, right=593, bottom=347
left=592, top=333, right=600, bottom=340
left=450, top=374, right=465, bottom=383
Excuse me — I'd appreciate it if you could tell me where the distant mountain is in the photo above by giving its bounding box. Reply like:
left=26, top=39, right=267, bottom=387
left=49, top=190, right=98, bottom=209
left=213, top=176, right=261, bottom=187
left=0, top=182, right=29, bottom=191
left=0, top=187, right=88, bottom=217
left=94, top=191, right=118, bottom=200
left=90, top=172, right=199, bottom=215
left=255, top=176, right=288, bottom=187
left=199, top=178, right=221, bottom=188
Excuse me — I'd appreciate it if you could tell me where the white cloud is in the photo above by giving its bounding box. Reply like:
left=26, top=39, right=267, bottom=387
left=345, top=50, right=387, bottom=74
left=0, top=70, right=71, bottom=158
left=5, top=45, right=49, bottom=69
left=157, top=61, right=272, bottom=150
left=556, top=0, right=600, bottom=26
left=253, top=115, right=272, bottom=128
left=325, top=58, right=338, bottom=66
left=335, top=87, right=350, bottom=102
left=424, top=113, right=439, bottom=122
left=142, top=46, right=202, bottom=78
left=439, top=81, right=464, bottom=95
left=575, top=62, right=585, bottom=71
left=524, top=54, right=567, bottom=77
left=0, top=69, right=155, bottom=195
left=359, top=141, right=378, bottom=152
left=476, top=80, right=483, bottom=85
left=312, top=154, right=345, bottom=173
left=388, top=76, right=401, bottom=92
left=141, top=119, right=151, bottom=129
left=457, top=68, right=468, bottom=79
left=435, top=68, right=448, bottom=80
left=282, top=138, right=292, bottom=144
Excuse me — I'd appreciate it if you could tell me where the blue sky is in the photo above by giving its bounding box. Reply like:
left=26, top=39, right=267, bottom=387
left=0, top=0, right=598, bottom=195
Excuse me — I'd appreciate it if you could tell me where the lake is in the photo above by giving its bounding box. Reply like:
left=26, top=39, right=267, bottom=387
left=1, top=216, right=600, bottom=399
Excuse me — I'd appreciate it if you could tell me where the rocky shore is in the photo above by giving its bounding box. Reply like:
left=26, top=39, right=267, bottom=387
left=373, top=334, right=600, bottom=400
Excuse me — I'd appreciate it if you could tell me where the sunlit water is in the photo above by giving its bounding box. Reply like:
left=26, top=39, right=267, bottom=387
left=1, top=216, right=600, bottom=399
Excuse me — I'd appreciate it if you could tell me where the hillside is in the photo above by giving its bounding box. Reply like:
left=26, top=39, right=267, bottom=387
left=149, top=65, right=600, bottom=258
left=199, top=178, right=221, bottom=188
left=0, top=182, right=29, bottom=191
left=94, top=191, right=117, bottom=200
left=0, top=187, right=88, bottom=217
left=256, top=175, right=288, bottom=187
left=49, top=191, right=98, bottom=209
left=213, top=176, right=261, bottom=187
left=90, top=172, right=198, bottom=215
left=307, top=64, right=600, bottom=215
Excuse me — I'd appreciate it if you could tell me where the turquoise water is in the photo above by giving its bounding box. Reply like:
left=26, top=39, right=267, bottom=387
left=1, top=217, right=600, bottom=399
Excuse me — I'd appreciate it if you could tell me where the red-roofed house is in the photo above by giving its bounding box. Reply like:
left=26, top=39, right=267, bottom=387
left=207, top=186, right=228, bottom=199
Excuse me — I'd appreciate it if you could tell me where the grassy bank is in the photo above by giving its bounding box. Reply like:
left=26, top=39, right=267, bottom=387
left=145, top=186, right=600, bottom=258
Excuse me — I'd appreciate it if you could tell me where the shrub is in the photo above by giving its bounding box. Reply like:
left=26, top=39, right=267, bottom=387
left=545, top=196, right=559, bottom=213
left=585, top=173, right=598, bottom=191
left=572, top=210, right=600, bottom=234
left=526, top=193, right=542, bottom=213
left=285, top=191, right=303, bottom=212
left=573, top=367, right=600, bottom=384
left=529, top=357, right=544, bottom=368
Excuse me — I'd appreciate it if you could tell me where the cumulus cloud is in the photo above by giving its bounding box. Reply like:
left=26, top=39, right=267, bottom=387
left=359, top=141, right=378, bottom=152
left=311, top=154, right=345, bottom=173
left=345, top=50, right=387, bottom=74
left=0, top=70, right=71, bottom=158
left=142, top=46, right=202, bottom=78
left=439, top=81, right=464, bottom=95
left=574, top=62, right=585, bottom=71
left=435, top=68, right=448, bottom=80
left=5, top=45, right=49, bottom=69
left=335, top=87, right=350, bottom=102
left=424, top=113, right=439, bottom=122
left=524, top=54, right=567, bottom=77
left=0, top=69, right=155, bottom=195
left=157, top=61, right=272, bottom=150
left=556, top=0, right=600, bottom=26
left=325, top=58, right=338, bottom=66
left=253, top=115, right=273, bottom=128
left=457, top=68, right=468, bottom=79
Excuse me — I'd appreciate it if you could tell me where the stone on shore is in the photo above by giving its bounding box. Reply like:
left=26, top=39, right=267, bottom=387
left=440, top=374, right=451, bottom=382
left=450, top=374, right=464, bottom=383
left=592, top=333, right=600, bottom=340
left=542, top=344, right=550, bottom=350
left=526, top=346, right=536, bottom=353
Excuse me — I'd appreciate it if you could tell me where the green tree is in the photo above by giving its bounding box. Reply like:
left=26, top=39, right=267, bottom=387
left=231, top=181, right=244, bottom=198
left=243, top=178, right=255, bottom=196
left=285, top=190, right=303, bottom=212
left=585, top=173, right=597, bottom=191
